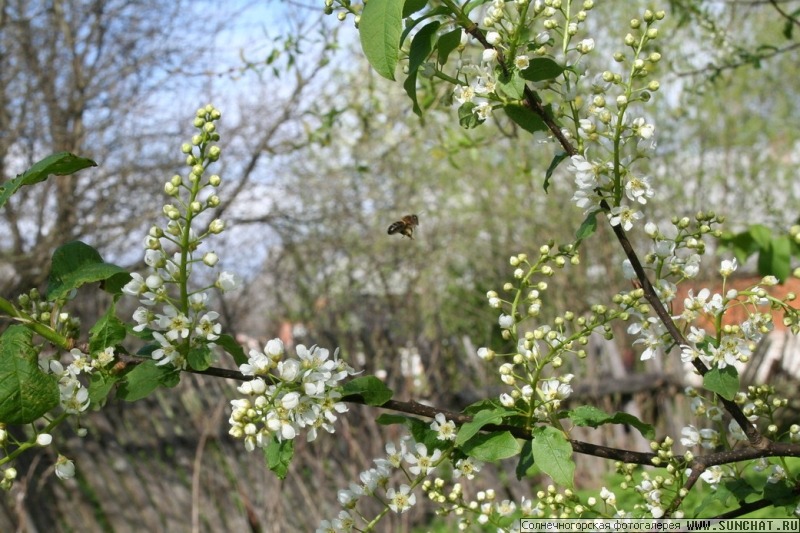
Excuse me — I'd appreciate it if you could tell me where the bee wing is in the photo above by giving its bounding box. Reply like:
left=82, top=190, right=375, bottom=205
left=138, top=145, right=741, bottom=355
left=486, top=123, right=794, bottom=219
left=388, top=221, right=403, bottom=234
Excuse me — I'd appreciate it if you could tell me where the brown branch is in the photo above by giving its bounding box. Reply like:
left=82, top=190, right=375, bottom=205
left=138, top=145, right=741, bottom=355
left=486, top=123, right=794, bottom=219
left=119, top=354, right=800, bottom=484
left=667, top=442, right=800, bottom=515
left=465, top=19, right=765, bottom=447
left=768, top=0, right=800, bottom=29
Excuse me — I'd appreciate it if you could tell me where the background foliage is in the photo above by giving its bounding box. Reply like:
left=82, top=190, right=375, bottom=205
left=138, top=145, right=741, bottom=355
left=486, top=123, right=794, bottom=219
left=0, top=0, right=798, bottom=530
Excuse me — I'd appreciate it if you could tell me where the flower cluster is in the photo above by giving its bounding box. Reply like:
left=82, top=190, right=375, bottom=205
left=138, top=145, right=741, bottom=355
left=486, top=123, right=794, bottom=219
left=229, top=339, right=357, bottom=448
left=16, top=288, right=81, bottom=340
left=123, top=105, right=237, bottom=369
left=623, top=212, right=797, bottom=366
left=477, top=247, right=646, bottom=425
left=567, top=11, right=663, bottom=226
left=0, top=345, right=119, bottom=488
left=48, top=347, right=115, bottom=415
left=317, top=414, right=459, bottom=532
left=453, top=1, right=597, bottom=125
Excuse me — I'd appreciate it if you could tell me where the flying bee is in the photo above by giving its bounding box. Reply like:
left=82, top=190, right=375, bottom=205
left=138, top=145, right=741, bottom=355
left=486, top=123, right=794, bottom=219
left=387, top=214, right=419, bottom=239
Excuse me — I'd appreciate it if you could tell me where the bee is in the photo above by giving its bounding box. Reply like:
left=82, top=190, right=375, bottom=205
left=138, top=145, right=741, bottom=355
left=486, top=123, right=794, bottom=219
left=387, top=214, right=419, bottom=239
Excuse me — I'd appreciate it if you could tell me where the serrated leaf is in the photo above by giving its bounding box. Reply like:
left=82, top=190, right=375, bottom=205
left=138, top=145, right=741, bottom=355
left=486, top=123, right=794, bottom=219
left=88, top=372, right=120, bottom=407
left=520, top=58, right=564, bottom=82
left=722, top=478, right=756, bottom=502
left=695, top=484, right=733, bottom=516
left=763, top=480, right=796, bottom=506
left=531, top=426, right=574, bottom=487
left=187, top=344, right=213, bottom=371
left=0, top=326, right=60, bottom=424
left=576, top=211, right=598, bottom=241
left=504, top=104, right=546, bottom=135
left=404, top=22, right=439, bottom=117
left=498, top=72, right=525, bottom=100
left=117, top=360, right=180, bottom=402
left=759, top=236, right=791, bottom=282
left=437, top=28, right=462, bottom=65
left=47, top=241, right=127, bottom=301
left=703, top=366, right=739, bottom=401
left=463, top=0, right=491, bottom=16
left=404, top=70, right=422, bottom=117
left=376, top=413, right=435, bottom=445
left=718, top=230, right=759, bottom=264
left=455, top=408, right=509, bottom=445
left=101, top=271, right=133, bottom=296
left=359, top=0, right=404, bottom=80
left=461, top=431, right=521, bottom=462
left=458, top=102, right=483, bottom=129
left=399, top=5, right=449, bottom=47
left=88, top=303, right=127, bottom=355
left=376, top=413, right=410, bottom=425
left=462, top=398, right=500, bottom=415
left=341, top=376, right=393, bottom=406
left=566, top=405, right=655, bottom=440
left=747, top=224, right=774, bottom=248
left=516, top=439, right=536, bottom=480
left=402, top=0, right=427, bottom=17
left=544, top=151, right=568, bottom=192
left=216, top=333, right=247, bottom=366
left=265, top=438, right=294, bottom=480
left=409, top=22, right=439, bottom=72
left=0, top=152, right=97, bottom=210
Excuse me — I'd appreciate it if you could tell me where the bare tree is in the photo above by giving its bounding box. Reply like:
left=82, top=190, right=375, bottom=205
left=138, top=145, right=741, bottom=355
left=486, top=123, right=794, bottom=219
left=0, top=0, right=216, bottom=295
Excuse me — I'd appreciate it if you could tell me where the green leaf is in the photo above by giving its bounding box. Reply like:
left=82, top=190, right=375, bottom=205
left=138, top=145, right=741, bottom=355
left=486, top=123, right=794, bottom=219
left=455, top=408, right=509, bottom=445
left=544, top=151, right=568, bottom=192
left=703, top=366, right=739, bottom=401
left=399, top=6, right=449, bottom=48
left=437, top=28, right=462, bottom=65
left=461, top=431, right=521, bottom=462
left=758, top=236, right=791, bottom=282
left=463, top=0, right=491, bottom=16
left=763, top=479, right=797, bottom=506
left=376, top=413, right=410, bottom=425
left=117, top=360, right=180, bottom=402
left=503, top=104, right=546, bottom=135
left=359, top=0, right=404, bottom=80
left=376, top=413, right=435, bottom=446
left=216, top=333, right=247, bottom=366
left=404, top=70, right=422, bottom=117
left=461, top=398, right=500, bottom=415
left=565, top=405, right=655, bottom=440
left=520, top=58, right=564, bottom=82
left=0, top=152, right=97, bottom=211
left=88, top=303, right=127, bottom=355
left=784, top=9, right=800, bottom=39
left=404, top=22, right=440, bottom=117
left=342, top=376, right=394, bottom=406
left=88, top=372, right=121, bottom=407
left=0, top=326, right=60, bottom=424
left=409, top=21, right=439, bottom=72
left=747, top=224, right=774, bottom=248
left=498, top=72, right=525, bottom=100
left=722, top=478, right=757, bottom=502
left=531, top=426, right=574, bottom=488
left=576, top=211, right=598, bottom=241
left=187, top=344, right=213, bottom=371
left=402, top=0, right=427, bottom=17
left=458, top=102, right=483, bottom=129
left=695, top=484, right=734, bottom=516
left=516, top=439, right=536, bottom=480
left=47, top=241, right=128, bottom=301
left=101, top=271, right=133, bottom=296
left=718, top=229, right=760, bottom=264
left=264, top=437, right=294, bottom=480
